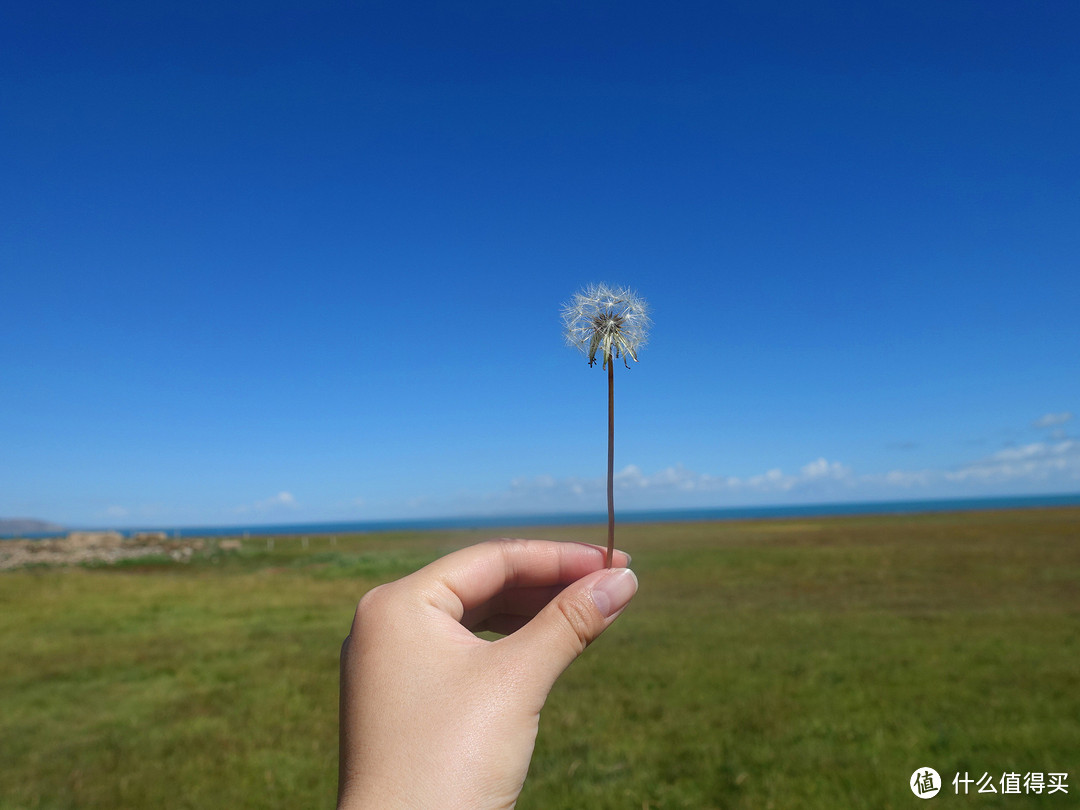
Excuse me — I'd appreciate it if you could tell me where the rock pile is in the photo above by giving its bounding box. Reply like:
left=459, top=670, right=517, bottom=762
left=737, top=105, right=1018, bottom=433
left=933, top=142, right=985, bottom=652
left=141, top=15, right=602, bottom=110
left=0, top=532, right=217, bottom=571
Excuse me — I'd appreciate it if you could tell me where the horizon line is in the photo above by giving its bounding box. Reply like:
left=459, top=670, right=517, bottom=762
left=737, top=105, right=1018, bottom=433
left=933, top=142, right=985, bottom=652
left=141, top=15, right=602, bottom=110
left=6, top=491, right=1080, bottom=539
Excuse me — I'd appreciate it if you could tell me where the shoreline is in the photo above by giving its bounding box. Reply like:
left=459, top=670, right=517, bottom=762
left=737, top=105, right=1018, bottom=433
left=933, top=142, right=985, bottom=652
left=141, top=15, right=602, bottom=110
left=4, top=492, right=1079, bottom=544
left=3, top=501, right=1077, bottom=571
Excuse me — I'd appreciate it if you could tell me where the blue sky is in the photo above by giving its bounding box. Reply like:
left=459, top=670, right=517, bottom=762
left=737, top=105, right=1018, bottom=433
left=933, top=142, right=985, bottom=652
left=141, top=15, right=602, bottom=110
left=2, top=1, right=1077, bottom=528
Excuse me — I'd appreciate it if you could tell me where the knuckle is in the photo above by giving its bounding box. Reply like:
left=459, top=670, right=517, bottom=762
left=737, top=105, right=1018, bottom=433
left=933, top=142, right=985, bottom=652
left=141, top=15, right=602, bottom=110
left=357, top=582, right=389, bottom=611
left=490, top=536, right=531, bottom=559
left=351, top=583, right=395, bottom=632
left=555, top=593, right=599, bottom=654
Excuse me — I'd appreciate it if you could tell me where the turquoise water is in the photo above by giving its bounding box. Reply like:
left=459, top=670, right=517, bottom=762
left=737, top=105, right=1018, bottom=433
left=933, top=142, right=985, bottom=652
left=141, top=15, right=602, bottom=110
left=8, top=492, right=1078, bottom=540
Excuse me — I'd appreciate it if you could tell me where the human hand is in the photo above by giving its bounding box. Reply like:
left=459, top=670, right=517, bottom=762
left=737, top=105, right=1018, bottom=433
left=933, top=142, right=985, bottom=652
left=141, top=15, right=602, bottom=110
left=337, top=538, right=638, bottom=809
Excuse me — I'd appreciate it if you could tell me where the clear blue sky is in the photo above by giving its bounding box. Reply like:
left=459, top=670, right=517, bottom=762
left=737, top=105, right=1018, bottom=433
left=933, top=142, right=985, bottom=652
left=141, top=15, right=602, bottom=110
left=2, top=1, right=1077, bottom=528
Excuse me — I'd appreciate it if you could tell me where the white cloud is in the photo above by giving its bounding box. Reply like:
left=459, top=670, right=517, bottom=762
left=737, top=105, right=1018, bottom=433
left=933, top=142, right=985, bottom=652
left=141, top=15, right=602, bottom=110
left=487, top=441, right=1080, bottom=514
left=1033, top=412, right=1073, bottom=429
left=800, top=457, right=852, bottom=481
left=868, top=440, right=1080, bottom=493
left=497, top=457, right=856, bottom=509
left=263, top=491, right=297, bottom=508
left=236, top=491, right=299, bottom=514
left=451, top=414, right=1080, bottom=517
left=881, top=469, right=934, bottom=488
left=613, top=464, right=714, bottom=492
left=945, top=440, right=1080, bottom=483
left=95, top=503, right=167, bottom=525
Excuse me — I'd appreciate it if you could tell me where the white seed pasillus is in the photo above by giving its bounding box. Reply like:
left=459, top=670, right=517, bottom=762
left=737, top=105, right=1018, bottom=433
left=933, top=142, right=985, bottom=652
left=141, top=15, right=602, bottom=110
left=562, top=283, right=651, bottom=368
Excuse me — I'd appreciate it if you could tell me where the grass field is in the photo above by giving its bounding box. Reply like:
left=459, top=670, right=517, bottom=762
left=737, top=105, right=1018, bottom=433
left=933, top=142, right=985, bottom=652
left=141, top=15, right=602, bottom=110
left=1, top=508, right=1078, bottom=809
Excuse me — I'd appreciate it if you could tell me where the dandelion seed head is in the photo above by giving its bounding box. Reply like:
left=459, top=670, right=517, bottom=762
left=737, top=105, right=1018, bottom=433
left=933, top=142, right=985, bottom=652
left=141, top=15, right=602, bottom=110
left=562, top=283, right=651, bottom=368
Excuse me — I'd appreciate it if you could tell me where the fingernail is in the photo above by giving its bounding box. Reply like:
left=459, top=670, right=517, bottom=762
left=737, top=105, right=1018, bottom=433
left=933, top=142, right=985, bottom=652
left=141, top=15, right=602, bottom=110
left=591, top=568, right=639, bottom=618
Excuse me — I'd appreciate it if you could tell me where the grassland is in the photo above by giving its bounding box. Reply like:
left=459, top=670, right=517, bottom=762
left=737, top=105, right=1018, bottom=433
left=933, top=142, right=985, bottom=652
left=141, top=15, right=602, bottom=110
left=1, top=507, right=1078, bottom=809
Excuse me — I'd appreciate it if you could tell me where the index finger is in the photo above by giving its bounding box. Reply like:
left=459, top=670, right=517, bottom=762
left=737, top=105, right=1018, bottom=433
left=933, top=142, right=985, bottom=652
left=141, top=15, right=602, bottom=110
left=408, top=539, right=631, bottom=620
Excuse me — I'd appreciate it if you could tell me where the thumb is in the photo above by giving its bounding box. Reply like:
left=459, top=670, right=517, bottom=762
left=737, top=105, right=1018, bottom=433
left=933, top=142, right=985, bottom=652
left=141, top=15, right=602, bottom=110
left=503, top=567, right=639, bottom=691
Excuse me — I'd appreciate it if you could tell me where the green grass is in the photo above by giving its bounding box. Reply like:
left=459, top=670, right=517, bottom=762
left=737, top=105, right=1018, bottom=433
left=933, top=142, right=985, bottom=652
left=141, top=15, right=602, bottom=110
left=1, top=509, right=1078, bottom=808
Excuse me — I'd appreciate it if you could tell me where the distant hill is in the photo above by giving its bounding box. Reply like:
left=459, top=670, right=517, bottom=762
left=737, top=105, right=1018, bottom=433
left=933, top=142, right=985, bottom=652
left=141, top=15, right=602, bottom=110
left=0, top=518, right=66, bottom=536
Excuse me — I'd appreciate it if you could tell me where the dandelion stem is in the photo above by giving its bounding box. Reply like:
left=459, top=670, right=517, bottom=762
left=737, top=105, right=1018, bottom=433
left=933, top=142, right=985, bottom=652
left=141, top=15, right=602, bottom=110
left=606, top=355, right=615, bottom=568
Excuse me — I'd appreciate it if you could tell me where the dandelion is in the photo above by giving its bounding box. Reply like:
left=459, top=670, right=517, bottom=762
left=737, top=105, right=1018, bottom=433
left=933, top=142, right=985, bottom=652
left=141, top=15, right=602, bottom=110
left=562, top=283, right=651, bottom=567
